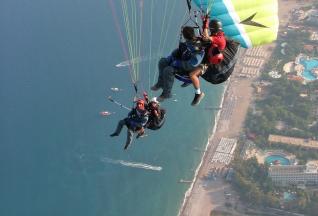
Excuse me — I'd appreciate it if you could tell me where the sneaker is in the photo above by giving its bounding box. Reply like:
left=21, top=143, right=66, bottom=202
left=124, top=143, right=131, bottom=150
left=180, top=82, right=191, bottom=88
left=191, top=92, right=205, bottom=106
left=151, top=84, right=161, bottom=91
left=136, top=131, right=145, bottom=139
left=157, top=93, right=172, bottom=102
left=110, top=133, right=119, bottom=137
left=124, top=144, right=129, bottom=150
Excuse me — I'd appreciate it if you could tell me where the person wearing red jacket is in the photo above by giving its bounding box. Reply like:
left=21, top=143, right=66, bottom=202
left=188, top=17, right=227, bottom=106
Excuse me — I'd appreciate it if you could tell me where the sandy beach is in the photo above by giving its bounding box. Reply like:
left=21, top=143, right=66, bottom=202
left=178, top=1, right=302, bottom=215
left=178, top=53, right=258, bottom=216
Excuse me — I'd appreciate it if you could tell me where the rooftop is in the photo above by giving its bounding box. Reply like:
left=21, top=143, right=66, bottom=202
left=268, top=134, right=318, bottom=149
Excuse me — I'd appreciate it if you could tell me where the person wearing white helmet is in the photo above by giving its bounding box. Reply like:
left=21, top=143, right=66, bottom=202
left=146, top=97, right=166, bottom=129
left=136, top=96, right=166, bottom=139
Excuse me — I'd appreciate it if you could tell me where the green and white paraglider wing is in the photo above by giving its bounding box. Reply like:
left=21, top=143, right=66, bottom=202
left=193, top=0, right=279, bottom=48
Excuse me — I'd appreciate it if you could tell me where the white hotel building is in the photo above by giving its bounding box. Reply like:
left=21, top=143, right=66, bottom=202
left=269, top=162, right=318, bottom=186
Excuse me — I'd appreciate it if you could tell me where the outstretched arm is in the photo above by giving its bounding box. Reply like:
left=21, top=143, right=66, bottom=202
left=202, top=15, right=210, bottom=41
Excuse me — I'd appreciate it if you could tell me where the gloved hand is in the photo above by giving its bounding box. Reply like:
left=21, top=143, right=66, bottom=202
left=202, top=14, right=209, bottom=29
left=171, top=60, right=181, bottom=68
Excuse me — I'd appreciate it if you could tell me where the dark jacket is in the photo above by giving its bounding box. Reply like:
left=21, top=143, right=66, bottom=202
left=146, top=106, right=166, bottom=130
left=126, top=108, right=149, bottom=130
left=170, top=39, right=205, bottom=72
left=202, top=38, right=241, bottom=84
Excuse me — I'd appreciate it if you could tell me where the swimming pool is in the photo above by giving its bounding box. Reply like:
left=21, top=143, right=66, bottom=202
left=299, top=58, right=318, bottom=81
left=284, top=192, right=296, bottom=201
left=265, top=155, right=290, bottom=165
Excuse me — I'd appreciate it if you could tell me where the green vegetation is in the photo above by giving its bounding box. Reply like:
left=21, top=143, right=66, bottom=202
left=232, top=6, right=318, bottom=215
left=245, top=77, right=317, bottom=149
left=245, top=80, right=317, bottom=161
left=242, top=73, right=318, bottom=213
left=263, top=30, right=310, bottom=74
left=230, top=157, right=318, bottom=215
left=231, top=157, right=279, bottom=208
left=281, top=188, right=318, bottom=215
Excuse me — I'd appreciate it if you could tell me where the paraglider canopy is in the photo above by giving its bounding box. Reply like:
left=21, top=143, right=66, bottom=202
left=193, top=0, right=279, bottom=48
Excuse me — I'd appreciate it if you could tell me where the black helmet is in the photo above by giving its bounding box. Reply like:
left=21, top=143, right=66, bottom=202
left=209, top=19, right=222, bottom=34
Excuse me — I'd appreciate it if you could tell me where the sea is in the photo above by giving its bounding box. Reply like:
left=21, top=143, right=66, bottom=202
left=0, top=1, right=224, bottom=216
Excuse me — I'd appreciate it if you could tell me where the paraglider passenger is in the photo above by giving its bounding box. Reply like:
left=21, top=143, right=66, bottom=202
left=151, top=26, right=205, bottom=102
left=136, top=97, right=166, bottom=138
left=110, top=99, right=149, bottom=150
left=146, top=97, right=166, bottom=129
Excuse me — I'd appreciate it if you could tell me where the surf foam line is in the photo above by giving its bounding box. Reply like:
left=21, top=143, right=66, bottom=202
left=101, top=157, right=162, bottom=171
left=178, top=80, right=229, bottom=216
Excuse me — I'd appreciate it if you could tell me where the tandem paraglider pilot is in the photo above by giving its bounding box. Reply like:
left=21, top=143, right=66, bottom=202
left=110, top=99, right=149, bottom=150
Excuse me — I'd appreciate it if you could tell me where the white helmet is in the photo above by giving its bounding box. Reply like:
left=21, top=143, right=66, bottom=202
left=150, top=97, right=159, bottom=104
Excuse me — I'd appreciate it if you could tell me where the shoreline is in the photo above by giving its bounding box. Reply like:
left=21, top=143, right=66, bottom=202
left=177, top=1, right=303, bottom=214
left=178, top=59, right=258, bottom=216
left=177, top=81, right=230, bottom=216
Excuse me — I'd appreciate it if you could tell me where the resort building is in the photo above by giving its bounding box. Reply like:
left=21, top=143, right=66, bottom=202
left=306, top=9, right=318, bottom=22
left=269, top=163, right=318, bottom=186
left=310, top=31, right=318, bottom=41
left=210, top=138, right=237, bottom=166
left=304, top=45, right=315, bottom=53
left=283, top=62, right=295, bottom=73
left=287, top=75, right=305, bottom=83
left=312, top=68, right=318, bottom=78
left=268, top=134, right=318, bottom=150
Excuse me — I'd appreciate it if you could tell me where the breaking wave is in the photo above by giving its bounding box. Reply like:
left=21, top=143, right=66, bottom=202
left=101, top=157, right=162, bottom=171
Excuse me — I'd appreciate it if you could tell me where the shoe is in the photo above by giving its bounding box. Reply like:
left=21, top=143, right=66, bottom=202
left=136, top=133, right=144, bottom=139
left=191, top=92, right=205, bottom=106
left=157, top=93, right=172, bottom=102
left=180, top=82, right=191, bottom=88
left=110, top=132, right=119, bottom=137
left=124, top=143, right=130, bottom=150
left=151, top=84, right=161, bottom=91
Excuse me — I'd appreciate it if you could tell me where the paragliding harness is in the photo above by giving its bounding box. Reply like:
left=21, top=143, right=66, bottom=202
left=143, top=92, right=166, bottom=130
left=146, top=108, right=166, bottom=130
left=125, top=108, right=148, bottom=132
left=201, top=38, right=240, bottom=84
left=173, top=9, right=203, bottom=84
left=108, top=78, right=166, bottom=134
left=174, top=4, right=241, bottom=85
left=174, top=38, right=240, bottom=85
left=172, top=39, right=205, bottom=84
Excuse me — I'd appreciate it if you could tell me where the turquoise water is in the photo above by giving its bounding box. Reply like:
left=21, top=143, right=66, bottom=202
left=299, top=58, right=318, bottom=81
left=0, top=1, right=224, bottom=216
left=265, top=155, right=290, bottom=165
left=283, top=192, right=296, bottom=201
